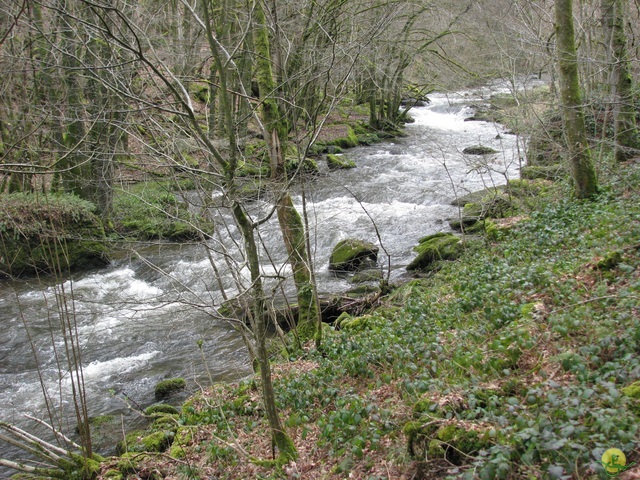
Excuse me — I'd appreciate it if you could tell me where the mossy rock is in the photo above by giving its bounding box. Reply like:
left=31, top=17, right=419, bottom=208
left=595, top=251, right=623, bottom=271
left=448, top=216, right=480, bottom=232
left=449, top=191, right=514, bottom=232
left=329, top=238, right=379, bottom=272
left=451, top=187, right=505, bottom=207
left=335, top=311, right=352, bottom=328
left=403, top=420, right=441, bottom=458
left=350, top=269, right=383, bottom=283
left=145, top=404, right=180, bottom=416
left=326, top=154, right=356, bottom=170
left=188, top=82, right=210, bottom=103
left=346, top=284, right=381, bottom=296
left=154, top=378, right=186, bottom=400
left=169, top=427, right=194, bottom=459
left=116, top=430, right=174, bottom=455
left=407, top=233, right=462, bottom=271
left=489, top=93, right=518, bottom=109
left=357, top=132, right=382, bottom=145
left=338, top=314, right=374, bottom=331
left=331, top=125, right=359, bottom=149
left=285, top=157, right=319, bottom=176
left=0, top=193, right=110, bottom=278
left=151, top=414, right=179, bottom=430
left=116, top=453, right=157, bottom=475
left=102, top=468, right=124, bottom=479
left=462, top=145, right=499, bottom=155
left=434, top=424, right=491, bottom=464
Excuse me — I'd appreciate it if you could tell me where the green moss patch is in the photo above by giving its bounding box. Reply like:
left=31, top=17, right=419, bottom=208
left=154, top=378, right=186, bottom=400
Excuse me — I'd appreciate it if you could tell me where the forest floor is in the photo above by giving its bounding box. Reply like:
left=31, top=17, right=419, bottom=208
left=97, top=157, right=640, bottom=479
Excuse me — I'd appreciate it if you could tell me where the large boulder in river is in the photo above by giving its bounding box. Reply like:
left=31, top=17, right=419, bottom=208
left=326, top=154, right=356, bottom=170
left=407, top=232, right=462, bottom=271
left=329, top=239, right=378, bottom=272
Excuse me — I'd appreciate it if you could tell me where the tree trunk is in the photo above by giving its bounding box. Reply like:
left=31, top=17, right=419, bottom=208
left=602, top=0, right=639, bottom=161
left=555, top=0, right=598, bottom=198
left=254, top=1, right=319, bottom=342
left=232, top=201, right=297, bottom=462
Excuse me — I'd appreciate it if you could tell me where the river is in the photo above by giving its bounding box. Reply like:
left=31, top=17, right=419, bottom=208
left=0, top=78, right=542, bottom=466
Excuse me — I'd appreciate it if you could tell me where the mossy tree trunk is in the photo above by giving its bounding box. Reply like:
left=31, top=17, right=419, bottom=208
left=56, top=7, right=91, bottom=200
left=253, top=0, right=319, bottom=344
left=601, top=0, right=639, bottom=161
left=555, top=0, right=598, bottom=198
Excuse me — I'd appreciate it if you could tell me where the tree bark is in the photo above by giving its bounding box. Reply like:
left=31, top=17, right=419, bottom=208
left=601, top=0, right=639, bottom=161
left=555, top=0, right=598, bottom=198
left=254, top=1, right=319, bottom=342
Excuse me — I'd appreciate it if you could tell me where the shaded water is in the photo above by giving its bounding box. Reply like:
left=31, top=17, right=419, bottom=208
left=0, top=79, right=542, bottom=464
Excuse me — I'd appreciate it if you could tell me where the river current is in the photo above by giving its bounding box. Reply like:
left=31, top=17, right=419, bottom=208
left=0, top=79, right=543, bottom=463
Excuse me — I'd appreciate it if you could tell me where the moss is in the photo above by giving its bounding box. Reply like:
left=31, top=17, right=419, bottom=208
left=622, top=381, right=640, bottom=399
left=326, top=154, right=356, bottom=169
left=329, top=239, right=379, bottom=272
left=596, top=251, right=623, bottom=270
left=154, top=378, right=186, bottom=400
left=407, top=233, right=462, bottom=271
left=332, top=125, right=359, bottom=149
left=350, top=269, right=382, bottom=283
left=145, top=404, right=180, bottom=416
left=356, top=132, right=381, bottom=145
left=116, top=452, right=154, bottom=473
left=0, top=192, right=110, bottom=278
left=189, top=82, right=210, bottom=103
left=403, top=420, right=440, bottom=458
left=413, top=398, right=437, bottom=417
left=435, top=424, right=491, bottom=464
left=427, top=439, right=446, bottom=457
left=102, top=469, right=124, bottom=479
left=117, top=430, right=174, bottom=454
left=151, top=414, right=179, bottom=430
left=339, top=315, right=373, bottom=331
left=236, top=160, right=270, bottom=177
left=335, top=312, right=352, bottom=328
left=622, top=381, right=640, bottom=416
left=169, top=427, right=193, bottom=459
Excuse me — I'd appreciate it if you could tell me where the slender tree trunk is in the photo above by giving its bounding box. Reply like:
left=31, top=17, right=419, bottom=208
left=555, top=0, right=598, bottom=198
left=602, top=0, right=639, bottom=161
left=254, top=0, right=319, bottom=342
left=232, top=202, right=296, bottom=462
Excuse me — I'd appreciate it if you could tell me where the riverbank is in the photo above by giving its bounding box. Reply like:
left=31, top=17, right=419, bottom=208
left=95, top=160, right=640, bottom=479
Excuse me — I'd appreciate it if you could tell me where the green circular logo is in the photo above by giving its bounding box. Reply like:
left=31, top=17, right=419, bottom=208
left=601, top=448, right=627, bottom=476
